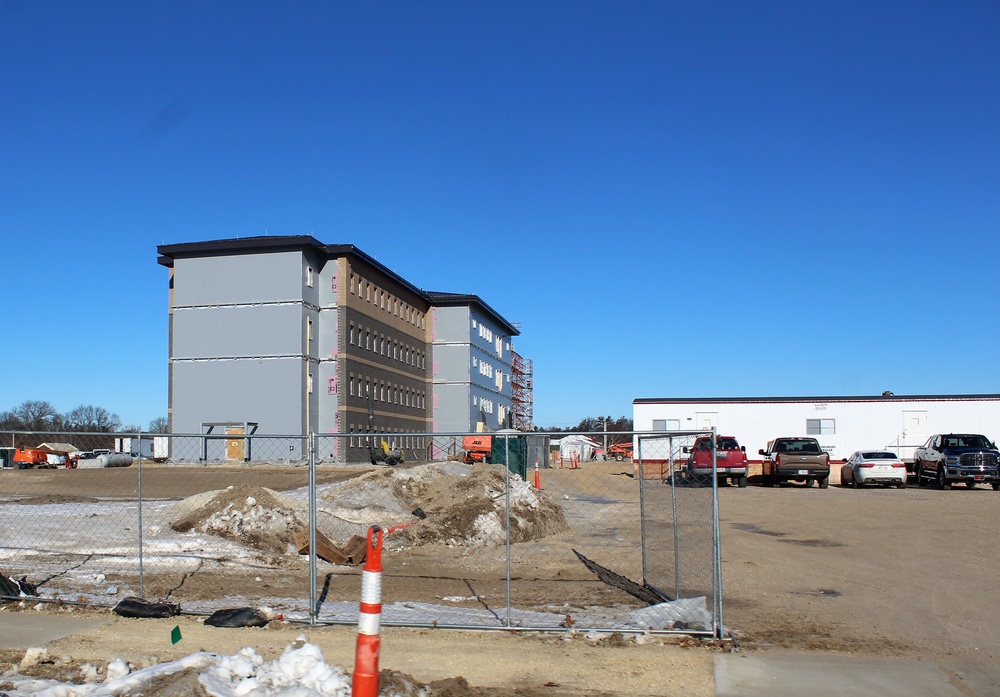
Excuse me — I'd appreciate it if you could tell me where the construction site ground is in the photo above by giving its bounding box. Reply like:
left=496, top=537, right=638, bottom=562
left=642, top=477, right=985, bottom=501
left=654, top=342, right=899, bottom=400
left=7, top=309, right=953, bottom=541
left=2, top=461, right=999, bottom=695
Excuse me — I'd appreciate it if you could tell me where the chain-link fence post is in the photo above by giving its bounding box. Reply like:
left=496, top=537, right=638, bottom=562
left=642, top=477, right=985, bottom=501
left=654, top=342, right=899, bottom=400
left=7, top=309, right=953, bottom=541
left=503, top=433, right=512, bottom=629
left=308, top=429, right=317, bottom=626
left=712, top=426, right=724, bottom=638
left=137, top=435, right=144, bottom=599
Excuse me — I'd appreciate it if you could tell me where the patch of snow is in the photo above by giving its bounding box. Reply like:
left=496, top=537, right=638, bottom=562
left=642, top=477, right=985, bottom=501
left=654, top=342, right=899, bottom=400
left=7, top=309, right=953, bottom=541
left=2, top=638, right=351, bottom=697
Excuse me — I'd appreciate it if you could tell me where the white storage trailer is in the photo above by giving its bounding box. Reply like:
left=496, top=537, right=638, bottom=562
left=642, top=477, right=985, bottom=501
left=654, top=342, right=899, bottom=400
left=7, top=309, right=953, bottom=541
left=633, top=394, right=1000, bottom=463
left=113, top=436, right=169, bottom=462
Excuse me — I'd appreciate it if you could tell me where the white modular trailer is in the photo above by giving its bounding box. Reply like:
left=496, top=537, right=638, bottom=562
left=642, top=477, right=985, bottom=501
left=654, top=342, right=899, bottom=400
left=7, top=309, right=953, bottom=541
left=633, top=394, right=1000, bottom=463
left=113, top=436, right=170, bottom=462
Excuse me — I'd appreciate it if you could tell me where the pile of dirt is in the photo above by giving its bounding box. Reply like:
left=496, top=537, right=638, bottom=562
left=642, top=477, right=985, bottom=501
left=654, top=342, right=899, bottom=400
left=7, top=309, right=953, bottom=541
left=168, top=463, right=568, bottom=560
left=170, top=485, right=308, bottom=555
left=325, top=462, right=568, bottom=551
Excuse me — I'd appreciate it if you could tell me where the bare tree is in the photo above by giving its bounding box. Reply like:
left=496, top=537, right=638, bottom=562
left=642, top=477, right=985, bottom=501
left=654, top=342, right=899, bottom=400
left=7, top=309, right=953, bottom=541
left=0, top=410, right=22, bottom=430
left=11, top=400, right=60, bottom=431
left=148, top=416, right=169, bottom=434
left=63, top=405, right=122, bottom=433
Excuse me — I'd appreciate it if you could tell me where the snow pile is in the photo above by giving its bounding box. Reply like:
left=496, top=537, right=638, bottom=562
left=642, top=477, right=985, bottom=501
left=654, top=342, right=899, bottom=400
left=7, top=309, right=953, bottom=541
left=165, top=462, right=568, bottom=559
left=170, top=485, right=309, bottom=555
left=326, top=462, right=568, bottom=550
left=3, top=636, right=352, bottom=696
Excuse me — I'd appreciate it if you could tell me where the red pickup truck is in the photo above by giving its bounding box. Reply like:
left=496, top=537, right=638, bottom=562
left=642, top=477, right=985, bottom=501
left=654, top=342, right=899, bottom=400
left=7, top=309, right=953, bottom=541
left=684, top=435, right=749, bottom=487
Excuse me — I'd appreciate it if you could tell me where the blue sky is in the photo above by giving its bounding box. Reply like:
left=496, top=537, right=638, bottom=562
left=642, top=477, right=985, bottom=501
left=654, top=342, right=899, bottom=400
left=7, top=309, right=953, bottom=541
left=1, top=1, right=998, bottom=429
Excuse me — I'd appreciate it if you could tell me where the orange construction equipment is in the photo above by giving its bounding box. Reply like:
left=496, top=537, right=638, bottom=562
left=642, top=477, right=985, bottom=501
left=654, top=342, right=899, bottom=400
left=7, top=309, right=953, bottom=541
left=13, top=448, right=48, bottom=469
left=462, top=435, right=492, bottom=464
left=607, top=442, right=634, bottom=461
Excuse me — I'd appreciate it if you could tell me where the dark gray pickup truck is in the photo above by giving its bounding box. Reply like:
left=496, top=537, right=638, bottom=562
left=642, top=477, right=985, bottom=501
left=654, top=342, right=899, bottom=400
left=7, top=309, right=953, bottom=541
left=912, top=433, right=1000, bottom=490
left=759, top=437, right=831, bottom=488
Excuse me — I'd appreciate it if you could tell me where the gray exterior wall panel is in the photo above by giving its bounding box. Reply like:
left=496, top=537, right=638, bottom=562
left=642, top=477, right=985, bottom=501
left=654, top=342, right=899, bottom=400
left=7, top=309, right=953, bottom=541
left=172, top=306, right=304, bottom=359
left=433, top=383, right=472, bottom=433
left=432, top=306, right=470, bottom=343
left=433, top=344, right=471, bottom=383
left=171, top=358, right=303, bottom=435
left=172, top=253, right=304, bottom=306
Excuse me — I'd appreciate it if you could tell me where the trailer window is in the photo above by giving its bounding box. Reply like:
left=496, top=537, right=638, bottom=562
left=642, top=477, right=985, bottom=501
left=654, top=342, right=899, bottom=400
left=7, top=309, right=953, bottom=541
left=806, top=418, right=836, bottom=435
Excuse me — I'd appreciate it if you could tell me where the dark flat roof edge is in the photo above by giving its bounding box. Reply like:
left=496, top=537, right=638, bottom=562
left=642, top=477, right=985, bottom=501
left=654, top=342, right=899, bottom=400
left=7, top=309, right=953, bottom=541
left=424, top=291, right=520, bottom=337
left=155, top=237, right=519, bottom=334
left=156, top=237, right=422, bottom=299
left=157, top=236, right=324, bottom=264
left=634, top=394, right=1000, bottom=405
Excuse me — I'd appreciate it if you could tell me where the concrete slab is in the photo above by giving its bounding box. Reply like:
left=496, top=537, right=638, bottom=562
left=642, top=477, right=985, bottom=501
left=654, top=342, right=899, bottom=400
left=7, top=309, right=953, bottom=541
left=0, top=613, right=110, bottom=649
left=715, top=652, right=969, bottom=697
left=948, top=664, right=1000, bottom=696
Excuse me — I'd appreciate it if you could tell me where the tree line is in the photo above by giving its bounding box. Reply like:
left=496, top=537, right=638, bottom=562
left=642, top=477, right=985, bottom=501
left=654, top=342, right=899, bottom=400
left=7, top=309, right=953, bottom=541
left=538, top=415, right=634, bottom=445
left=0, top=400, right=168, bottom=434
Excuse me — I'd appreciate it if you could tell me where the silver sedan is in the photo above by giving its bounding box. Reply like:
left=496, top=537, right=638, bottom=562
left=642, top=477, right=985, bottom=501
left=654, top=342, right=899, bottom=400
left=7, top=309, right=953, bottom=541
left=841, top=451, right=908, bottom=489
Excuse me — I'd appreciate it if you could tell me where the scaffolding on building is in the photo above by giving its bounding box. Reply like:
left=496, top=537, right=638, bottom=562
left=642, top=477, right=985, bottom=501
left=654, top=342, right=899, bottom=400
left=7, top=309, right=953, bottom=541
left=511, top=351, right=534, bottom=431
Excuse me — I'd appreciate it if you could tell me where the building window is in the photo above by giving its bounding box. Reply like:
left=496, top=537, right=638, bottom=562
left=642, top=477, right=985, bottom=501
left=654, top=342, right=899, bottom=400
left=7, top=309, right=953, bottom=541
left=349, top=322, right=355, bottom=345
left=307, top=318, right=313, bottom=341
left=349, top=374, right=355, bottom=396
left=306, top=267, right=314, bottom=287
left=307, top=373, right=314, bottom=394
left=806, top=419, right=836, bottom=435
left=652, top=420, right=667, bottom=431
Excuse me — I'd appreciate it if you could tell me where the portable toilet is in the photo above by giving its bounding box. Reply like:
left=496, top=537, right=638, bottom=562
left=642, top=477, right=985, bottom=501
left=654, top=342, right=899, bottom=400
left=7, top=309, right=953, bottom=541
left=490, top=429, right=528, bottom=480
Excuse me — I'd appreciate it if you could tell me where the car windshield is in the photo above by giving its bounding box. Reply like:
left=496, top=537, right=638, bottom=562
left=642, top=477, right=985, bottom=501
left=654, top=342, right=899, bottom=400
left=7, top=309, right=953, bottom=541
left=717, top=438, right=740, bottom=450
left=860, top=451, right=897, bottom=460
left=777, top=440, right=821, bottom=454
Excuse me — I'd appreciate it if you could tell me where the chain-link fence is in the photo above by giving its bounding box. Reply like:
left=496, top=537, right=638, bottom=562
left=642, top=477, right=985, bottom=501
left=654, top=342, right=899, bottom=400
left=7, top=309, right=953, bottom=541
left=0, top=429, right=722, bottom=637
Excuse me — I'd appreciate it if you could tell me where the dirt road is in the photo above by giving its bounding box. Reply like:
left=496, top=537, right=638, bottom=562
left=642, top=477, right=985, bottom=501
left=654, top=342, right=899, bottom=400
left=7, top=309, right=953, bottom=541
left=718, top=481, right=1000, bottom=666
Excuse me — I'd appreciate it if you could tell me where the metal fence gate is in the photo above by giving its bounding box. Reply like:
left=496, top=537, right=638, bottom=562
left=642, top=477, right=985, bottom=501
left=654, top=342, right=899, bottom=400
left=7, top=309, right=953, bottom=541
left=0, top=429, right=723, bottom=637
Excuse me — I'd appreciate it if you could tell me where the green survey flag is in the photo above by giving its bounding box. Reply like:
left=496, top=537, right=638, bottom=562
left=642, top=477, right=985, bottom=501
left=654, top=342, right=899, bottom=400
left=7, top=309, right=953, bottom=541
left=171, top=626, right=182, bottom=644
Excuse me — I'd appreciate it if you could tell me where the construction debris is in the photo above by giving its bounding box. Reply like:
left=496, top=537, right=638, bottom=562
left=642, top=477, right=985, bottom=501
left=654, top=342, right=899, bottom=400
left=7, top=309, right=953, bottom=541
left=113, top=597, right=181, bottom=618
left=573, top=549, right=673, bottom=604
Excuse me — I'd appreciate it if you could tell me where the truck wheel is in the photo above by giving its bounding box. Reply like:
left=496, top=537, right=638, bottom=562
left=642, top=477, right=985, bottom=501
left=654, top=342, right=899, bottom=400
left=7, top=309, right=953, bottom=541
left=615, top=454, right=623, bottom=461
left=818, top=477, right=829, bottom=489
left=897, top=479, right=907, bottom=489
left=965, top=481, right=977, bottom=489
left=737, top=474, right=747, bottom=488
left=936, top=466, right=950, bottom=490
left=915, top=464, right=927, bottom=486
left=992, top=483, right=1000, bottom=491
